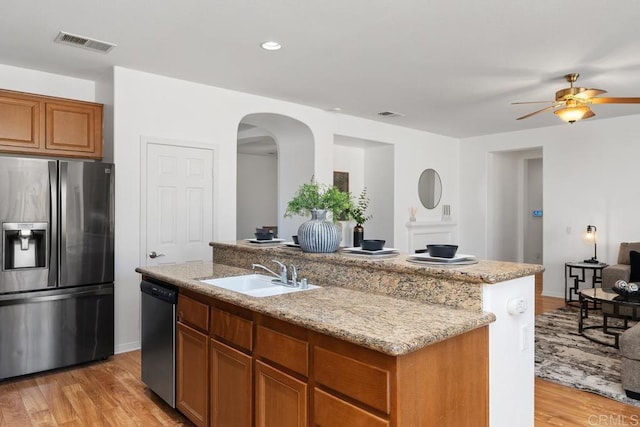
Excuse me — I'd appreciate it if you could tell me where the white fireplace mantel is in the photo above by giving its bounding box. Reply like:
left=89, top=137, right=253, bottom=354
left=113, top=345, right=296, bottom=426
left=406, top=220, right=458, bottom=253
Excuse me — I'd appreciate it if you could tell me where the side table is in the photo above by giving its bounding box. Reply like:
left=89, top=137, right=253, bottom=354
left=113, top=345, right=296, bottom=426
left=565, top=261, right=608, bottom=306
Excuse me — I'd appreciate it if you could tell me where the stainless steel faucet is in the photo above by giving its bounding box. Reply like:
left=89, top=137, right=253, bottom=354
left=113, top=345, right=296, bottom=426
left=252, top=260, right=289, bottom=285
left=271, top=260, right=288, bottom=284
left=251, top=260, right=302, bottom=287
left=251, top=263, right=280, bottom=280
left=290, top=264, right=298, bottom=287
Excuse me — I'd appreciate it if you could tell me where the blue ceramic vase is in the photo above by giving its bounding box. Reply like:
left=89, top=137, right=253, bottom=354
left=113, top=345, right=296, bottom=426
left=297, top=209, right=341, bottom=253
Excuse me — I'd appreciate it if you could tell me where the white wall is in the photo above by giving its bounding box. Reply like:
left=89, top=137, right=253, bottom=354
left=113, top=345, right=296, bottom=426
left=333, top=139, right=395, bottom=247
left=524, top=158, right=543, bottom=264
left=460, top=116, right=640, bottom=298
left=113, top=66, right=461, bottom=350
left=237, top=153, right=278, bottom=239
left=0, top=63, right=96, bottom=101
left=240, top=114, right=315, bottom=241
left=365, top=144, right=395, bottom=245
left=333, top=144, right=365, bottom=196
left=95, top=71, right=115, bottom=163
left=333, top=144, right=365, bottom=246
left=487, top=148, right=542, bottom=262
left=487, top=151, right=520, bottom=261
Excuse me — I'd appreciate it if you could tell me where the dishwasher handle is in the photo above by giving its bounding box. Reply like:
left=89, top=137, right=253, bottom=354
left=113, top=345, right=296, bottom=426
left=140, top=280, right=177, bottom=304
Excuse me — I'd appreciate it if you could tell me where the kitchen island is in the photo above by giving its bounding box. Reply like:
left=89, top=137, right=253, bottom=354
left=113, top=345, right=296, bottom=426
left=137, top=241, right=543, bottom=427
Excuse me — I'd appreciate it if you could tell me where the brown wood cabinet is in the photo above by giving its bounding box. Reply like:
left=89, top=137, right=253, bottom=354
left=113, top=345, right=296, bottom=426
left=0, top=89, right=103, bottom=159
left=177, top=294, right=210, bottom=427
left=171, top=287, right=489, bottom=427
left=255, top=360, right=308, bottom=427
left=177, top=322, right=209, bottom=427
left=210, top=339, right=252, bottom=427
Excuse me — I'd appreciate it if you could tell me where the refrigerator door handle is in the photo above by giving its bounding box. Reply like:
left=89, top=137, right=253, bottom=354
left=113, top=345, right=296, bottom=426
left=0, top=284, right=113, bottom=306
left=59, top=161, right=67, bottom=284
left=48, top=161, right=58, bottom=288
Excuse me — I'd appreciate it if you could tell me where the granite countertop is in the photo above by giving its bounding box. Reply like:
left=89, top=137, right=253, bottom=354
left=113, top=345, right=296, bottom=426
left=214, top=241, right=544, bottom=284
left=136, top=262, right=496, bottom=356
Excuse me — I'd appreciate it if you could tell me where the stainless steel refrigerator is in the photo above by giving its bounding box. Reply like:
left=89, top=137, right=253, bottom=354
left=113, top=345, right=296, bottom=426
left=0, top=156, right=114, bottom=379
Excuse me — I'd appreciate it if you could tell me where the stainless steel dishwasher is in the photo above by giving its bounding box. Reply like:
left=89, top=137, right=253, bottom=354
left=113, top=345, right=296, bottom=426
left=140, top=279, right=178, bottom=407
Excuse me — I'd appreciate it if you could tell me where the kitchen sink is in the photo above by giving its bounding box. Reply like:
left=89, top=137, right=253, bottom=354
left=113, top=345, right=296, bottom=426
left=199, top=274, right=319, bottom=297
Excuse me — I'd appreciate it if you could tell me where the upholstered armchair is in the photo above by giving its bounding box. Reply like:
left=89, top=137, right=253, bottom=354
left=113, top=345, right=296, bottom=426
left=621, top=324, right=640, bottom=400
left=601, top=242, right=640, bottom=289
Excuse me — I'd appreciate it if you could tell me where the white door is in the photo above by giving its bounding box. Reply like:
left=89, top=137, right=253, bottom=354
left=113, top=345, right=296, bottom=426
left=145, top=143, right=213, bottom=265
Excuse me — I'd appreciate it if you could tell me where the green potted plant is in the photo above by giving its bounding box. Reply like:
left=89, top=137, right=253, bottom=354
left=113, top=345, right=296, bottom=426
left=285, top=177, right=352, bottom=253
left=348, top=188, right=372, bottom=247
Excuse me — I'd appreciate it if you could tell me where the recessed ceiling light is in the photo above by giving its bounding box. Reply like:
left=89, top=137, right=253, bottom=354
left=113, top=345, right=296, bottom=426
left=261, top=41, right=282, bottom=51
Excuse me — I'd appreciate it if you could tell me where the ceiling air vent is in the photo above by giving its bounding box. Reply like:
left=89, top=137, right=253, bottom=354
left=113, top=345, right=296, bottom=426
left=54, top=31, right=116, bottom=54
left=378, top=111, right=405, bottom=118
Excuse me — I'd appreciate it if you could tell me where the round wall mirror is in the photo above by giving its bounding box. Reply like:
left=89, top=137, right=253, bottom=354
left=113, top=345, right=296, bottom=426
left=418, top=168, right=442, bottom=209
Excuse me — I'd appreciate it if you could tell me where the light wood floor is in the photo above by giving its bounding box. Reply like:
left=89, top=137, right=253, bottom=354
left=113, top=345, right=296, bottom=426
left=1, top=277, right=638, bottom=426
left=534, top=274, right=640, bottom=426
left=0, top=351, right=190, bottom=426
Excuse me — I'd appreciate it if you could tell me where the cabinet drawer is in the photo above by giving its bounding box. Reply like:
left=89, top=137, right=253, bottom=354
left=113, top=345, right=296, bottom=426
left=314, top=346, right=390, bottom=414
left=314, top=388, right=389, bottom=427
left=211, top=307, right=253, bottom=352
left=256, top=325, right=308, bottom=377
left=178, top=294, right=209, bottom=332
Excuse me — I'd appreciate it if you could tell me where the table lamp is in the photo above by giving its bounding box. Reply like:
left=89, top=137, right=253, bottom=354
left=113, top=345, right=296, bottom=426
left=583, top=225, right=599, bottom=264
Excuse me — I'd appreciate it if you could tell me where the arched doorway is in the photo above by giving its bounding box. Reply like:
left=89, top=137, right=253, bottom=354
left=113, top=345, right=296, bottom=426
left=236, top=113, right=314, bottom=241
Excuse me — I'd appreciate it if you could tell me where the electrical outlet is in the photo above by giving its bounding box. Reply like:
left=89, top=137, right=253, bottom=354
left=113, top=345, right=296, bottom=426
left=507, top=297, right=527, bottom=315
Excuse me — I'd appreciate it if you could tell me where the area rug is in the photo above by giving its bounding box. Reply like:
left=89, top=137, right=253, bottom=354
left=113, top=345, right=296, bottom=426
left=535, top=306, right=640, bottom=407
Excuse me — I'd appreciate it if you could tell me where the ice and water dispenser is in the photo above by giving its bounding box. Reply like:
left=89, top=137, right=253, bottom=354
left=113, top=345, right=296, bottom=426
left=2, top=223, right=48, bottom=270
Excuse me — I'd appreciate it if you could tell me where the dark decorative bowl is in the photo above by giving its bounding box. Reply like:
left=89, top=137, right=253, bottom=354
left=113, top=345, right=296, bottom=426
left=292, top=235, right=299, bottom=244
left=254, top=230, right=274, bottom=240
left=612, top=284, right=640, bottom=301
left=361, top=239, right=385, bottom=251
left=426, top=244, right=458, bottom=258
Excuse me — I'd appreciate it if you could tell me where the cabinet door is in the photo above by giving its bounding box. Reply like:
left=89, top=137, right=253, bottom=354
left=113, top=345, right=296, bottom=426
left=177, top=322, right=209, bottom=427
left=255, top=360, right=307, bottom=427
left=0, top=92, right=44, bottom=152
left=210, top=340, right=252, bottom=427
left=45, top=101, right=102, bottom=158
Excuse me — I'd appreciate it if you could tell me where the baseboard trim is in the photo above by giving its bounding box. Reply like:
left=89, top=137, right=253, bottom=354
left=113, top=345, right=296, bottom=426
left=115, top=341, right=140, bottom=354
left=541, top=290, right=564, bottom=299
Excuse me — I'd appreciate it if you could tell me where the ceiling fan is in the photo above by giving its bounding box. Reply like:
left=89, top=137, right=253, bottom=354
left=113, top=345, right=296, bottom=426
left=513, top=73, right=640, bottom=123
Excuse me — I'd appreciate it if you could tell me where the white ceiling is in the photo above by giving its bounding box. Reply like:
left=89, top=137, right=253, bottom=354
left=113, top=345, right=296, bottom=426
left=2, top=0, right=640, bottom=138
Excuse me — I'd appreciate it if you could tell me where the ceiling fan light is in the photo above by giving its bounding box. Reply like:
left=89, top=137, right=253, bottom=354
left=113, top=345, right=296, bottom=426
left=554, top=106, right=592, bottom=123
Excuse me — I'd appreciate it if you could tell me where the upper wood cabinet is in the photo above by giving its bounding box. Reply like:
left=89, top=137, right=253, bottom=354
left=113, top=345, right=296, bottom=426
left=0, top=89, right=103, bottom=159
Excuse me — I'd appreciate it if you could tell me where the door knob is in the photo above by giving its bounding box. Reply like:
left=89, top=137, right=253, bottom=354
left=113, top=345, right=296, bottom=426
left=149, top=251, right=165, bottom=259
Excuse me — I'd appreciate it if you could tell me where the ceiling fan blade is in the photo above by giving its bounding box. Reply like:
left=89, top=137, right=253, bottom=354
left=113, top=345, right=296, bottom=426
left=590, top=97, right=640, bottom=104
left=582, top=109, right=596, bottom=119
left=574, top=89, right=607, bottom=99
left=511, top=101, right=555, bottom=105
left=516, top=105, right=558, bottom=120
